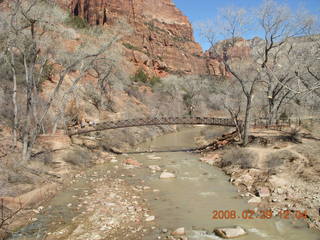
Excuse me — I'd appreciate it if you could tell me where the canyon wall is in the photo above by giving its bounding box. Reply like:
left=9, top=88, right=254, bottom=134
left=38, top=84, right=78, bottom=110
left=57, top=0, right=211, bottom=77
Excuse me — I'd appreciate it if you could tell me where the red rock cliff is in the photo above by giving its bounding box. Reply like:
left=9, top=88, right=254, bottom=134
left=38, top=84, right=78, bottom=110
left=58, top=0, right=209, bottom=76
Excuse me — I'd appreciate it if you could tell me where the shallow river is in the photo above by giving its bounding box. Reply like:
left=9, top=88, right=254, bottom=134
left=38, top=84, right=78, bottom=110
left=10, top=126, right=320, bottom=239
left=126, top=126, right=320, bottom=239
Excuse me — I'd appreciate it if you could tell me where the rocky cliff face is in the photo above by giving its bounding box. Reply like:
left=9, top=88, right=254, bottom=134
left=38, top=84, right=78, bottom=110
left=206, top=35, right=320, bottom=77
left=205, top=37, right=254, bottom=77
left=57, top=0, right=209, bottom=77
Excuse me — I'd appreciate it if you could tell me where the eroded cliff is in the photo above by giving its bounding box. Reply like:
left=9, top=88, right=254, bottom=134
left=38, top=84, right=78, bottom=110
left=57, top=0, right=209, bottom=76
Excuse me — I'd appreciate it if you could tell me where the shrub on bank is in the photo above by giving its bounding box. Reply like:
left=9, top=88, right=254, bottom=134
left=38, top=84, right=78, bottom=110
left=130, top=69, right=161, bottom=88
left=64, top=147, right=92, bottom=167
left=221, top=148, right=255, bottom=169
left=65, top=15, right=89, bottom=29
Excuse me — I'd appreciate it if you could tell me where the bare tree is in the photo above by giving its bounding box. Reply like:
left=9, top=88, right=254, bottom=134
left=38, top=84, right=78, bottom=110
left=197, top=0, right=318, bottom=145
left=0, top=199, right=23, bottom=239
left=195, top=20, right=218, bottom=48
left=180, top=76, right=206, bottom=116
left=256, top=0, right=318, bottom=122
left=215, top=80, right=244, bottom=140
left=2, top=0, right=118, bottom=161
left=218, top=6, right=249, bottom=46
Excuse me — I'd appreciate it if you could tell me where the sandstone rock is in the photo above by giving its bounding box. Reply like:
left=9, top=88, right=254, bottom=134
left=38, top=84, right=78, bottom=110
left=214, top=226, right=247, bottom=239
left=200, top=154, right=220, bottom=166
left=83, top=139, right=99, bottom=149
left=0, top=184, right=58, bottom=210
left=172, top=227, right=185, bottom=235
left=58, top=0, right=209, bottom=77
left=160, top=171, right=176, bottom=179
left=233, top=173, right=254, bottom=190
left=124, top=158, right=142, bottom=167
left=37, top=134, right=72, bottom=150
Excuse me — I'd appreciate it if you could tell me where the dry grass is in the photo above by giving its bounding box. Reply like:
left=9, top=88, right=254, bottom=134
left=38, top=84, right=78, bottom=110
left=221, top=147, right=256, bottom=169
left=63, top=147, right=92, bottom=167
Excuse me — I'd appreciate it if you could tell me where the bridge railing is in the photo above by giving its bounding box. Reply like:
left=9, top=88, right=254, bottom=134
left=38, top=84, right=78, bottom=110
left=67, top=116, right=239, bottom=136
left=252, top=118, right=305, bottom=130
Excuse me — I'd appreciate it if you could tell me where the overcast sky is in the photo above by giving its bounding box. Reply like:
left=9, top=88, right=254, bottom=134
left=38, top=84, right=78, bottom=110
left=172, top=0, right=320, bottom=50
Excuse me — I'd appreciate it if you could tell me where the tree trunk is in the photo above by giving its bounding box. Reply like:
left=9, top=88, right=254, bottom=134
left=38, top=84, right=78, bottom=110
left=22, top=56, right=33, bottom=162
left=9, top=51, right=18, bottom=147
left=243, top=96, right=253, bottom=146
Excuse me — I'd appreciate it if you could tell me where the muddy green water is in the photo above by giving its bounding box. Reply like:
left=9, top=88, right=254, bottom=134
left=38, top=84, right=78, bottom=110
left=9, top=126, right=320, bottom=239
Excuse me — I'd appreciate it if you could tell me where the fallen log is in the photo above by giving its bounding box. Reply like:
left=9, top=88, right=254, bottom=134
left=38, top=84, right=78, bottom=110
left=195, top=131, right=239, bottom=153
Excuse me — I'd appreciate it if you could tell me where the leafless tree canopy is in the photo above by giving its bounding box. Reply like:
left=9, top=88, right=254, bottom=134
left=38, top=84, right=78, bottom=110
left=195, top=0, right=319, bottom=145
left=0, top=0, right=120, bottom=161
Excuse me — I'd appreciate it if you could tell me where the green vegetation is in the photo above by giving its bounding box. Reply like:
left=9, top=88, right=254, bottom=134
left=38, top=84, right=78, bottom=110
left=122, top=42, right=151, bottom=57
left=182, top=92, right=193, bottom=108
left=172, top=36, right=191, bottom=42
left=150, top=76, right=161, bottom=87
left=122, top=42, right=141, bottom=51
left=65, top=15, right=89, bottom=29
left=130, top=69, right=161, bottom=87
left=131, top=69, right=149, bottom=83
left=144, top=21, right=166, bottom=34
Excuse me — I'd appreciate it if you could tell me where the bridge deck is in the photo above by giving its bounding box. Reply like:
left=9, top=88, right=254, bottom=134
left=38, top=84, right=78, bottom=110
left=68, top=117, right=237, bottom=136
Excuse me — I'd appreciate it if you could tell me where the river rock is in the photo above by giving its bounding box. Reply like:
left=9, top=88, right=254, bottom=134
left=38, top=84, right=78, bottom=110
left=149, top=165, right=161, bottom=171
left=172, top=227, right=185, bottom=235
left=233, top=173, right=254, bottom=190
left=214, top=226, right=247, bottom=239
left=110, top=147, right=122, bottom=154
left=199, top=154, right=220, bottom=166
left=162, top=228, right=168, bottom=233
left=160, top=172, right=176, bottom=179
left=124, top=158, right=142, bottom=167
left=257, top=187, right=270, bottom=198
left=145, top=215, right=155, bottom=221
left=248, top=196, right=262, bottom=204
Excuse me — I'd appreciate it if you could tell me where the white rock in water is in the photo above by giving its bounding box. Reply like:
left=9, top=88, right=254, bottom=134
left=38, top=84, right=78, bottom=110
left=172, top=227, right=185, bottom=235
left=145, top=215, right=155, bottom=222
left=149, top=165, right=161, bottom=171
left=160, top=172, right=176, bottom=179
left=248, top=196, right=262, bottom=204
left=147, top=155, right=161, bottom=160
left=214, top=226, right=247, bottom=239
